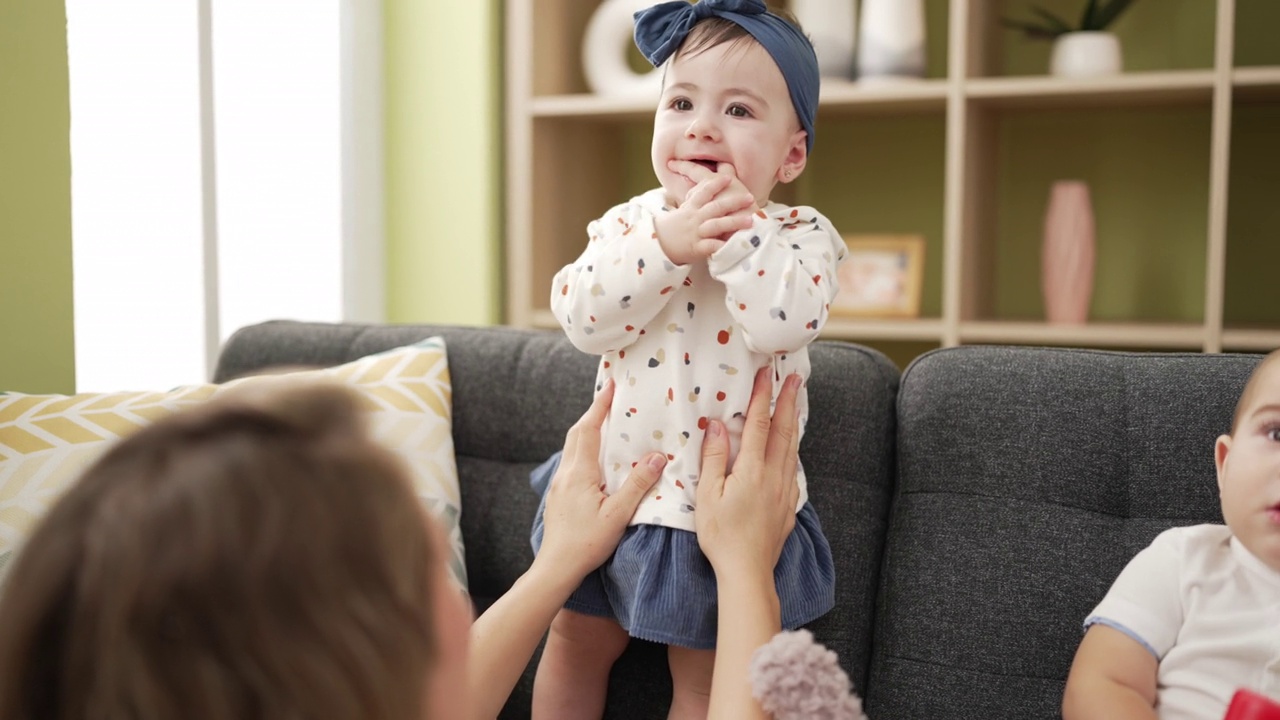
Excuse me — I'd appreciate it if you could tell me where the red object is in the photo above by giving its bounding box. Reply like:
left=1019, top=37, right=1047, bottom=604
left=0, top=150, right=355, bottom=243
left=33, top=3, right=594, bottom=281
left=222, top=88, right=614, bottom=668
left=1224, top=690, right=1280, bottom=720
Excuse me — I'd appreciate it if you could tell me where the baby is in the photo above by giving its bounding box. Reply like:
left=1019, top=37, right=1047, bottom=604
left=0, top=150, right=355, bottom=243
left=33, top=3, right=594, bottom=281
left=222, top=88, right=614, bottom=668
left=528, top=1, right=844, bottom=718
left=1063, top=349, right=1280, bottom=718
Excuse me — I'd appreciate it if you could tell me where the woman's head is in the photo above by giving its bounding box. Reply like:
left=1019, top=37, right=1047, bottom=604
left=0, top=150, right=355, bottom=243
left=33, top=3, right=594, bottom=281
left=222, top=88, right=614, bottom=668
left=0, top=381, right=460, bottom=720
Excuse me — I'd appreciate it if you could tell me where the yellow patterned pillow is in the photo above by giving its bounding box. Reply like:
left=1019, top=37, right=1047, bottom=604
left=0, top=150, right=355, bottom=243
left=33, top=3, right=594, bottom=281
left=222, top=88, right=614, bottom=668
left=0, top=337, right=466, bottom=590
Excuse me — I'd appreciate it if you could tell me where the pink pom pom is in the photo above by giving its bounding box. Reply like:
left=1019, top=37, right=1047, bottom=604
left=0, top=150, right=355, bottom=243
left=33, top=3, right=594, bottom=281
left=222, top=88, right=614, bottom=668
left=749, top=630, right=867, bottom=720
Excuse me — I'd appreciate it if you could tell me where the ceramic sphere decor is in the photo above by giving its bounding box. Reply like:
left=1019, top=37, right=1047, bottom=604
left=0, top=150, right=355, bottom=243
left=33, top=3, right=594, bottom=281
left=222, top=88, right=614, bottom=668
left=583, top=0, right=663, bottom=98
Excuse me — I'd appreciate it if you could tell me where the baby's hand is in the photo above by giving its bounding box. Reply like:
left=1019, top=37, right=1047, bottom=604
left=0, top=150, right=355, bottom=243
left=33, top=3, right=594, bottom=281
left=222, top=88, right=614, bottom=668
left=655, top=162, right=756, bottom=266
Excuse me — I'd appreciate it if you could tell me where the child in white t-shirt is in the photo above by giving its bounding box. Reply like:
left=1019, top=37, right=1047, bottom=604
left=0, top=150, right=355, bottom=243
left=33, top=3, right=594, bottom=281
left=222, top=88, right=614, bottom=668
left=1063, top=349, right=1280, bottom=719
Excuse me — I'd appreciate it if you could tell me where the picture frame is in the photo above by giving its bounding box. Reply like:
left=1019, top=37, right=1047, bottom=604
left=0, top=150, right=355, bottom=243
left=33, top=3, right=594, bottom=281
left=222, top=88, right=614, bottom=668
left=831, top=235, right=926, bottom=319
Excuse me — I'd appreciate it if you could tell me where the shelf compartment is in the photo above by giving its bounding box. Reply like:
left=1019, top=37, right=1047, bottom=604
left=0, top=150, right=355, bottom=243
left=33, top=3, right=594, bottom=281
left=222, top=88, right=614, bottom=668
left=1222, top=100, right=1280, bottom=333
left=972, top=0, right=1216, bottom=79
left=800, top=114, right=947, bottom=319
left=962, top=104, right=1212, bottom=325
left=964, top=71, right=1215, bottom=110
left=1235, top=0, right=1280, bottom=68
left=959, top=321, right=1206, bottom=349
left=521, top=117, right=654, bottom=316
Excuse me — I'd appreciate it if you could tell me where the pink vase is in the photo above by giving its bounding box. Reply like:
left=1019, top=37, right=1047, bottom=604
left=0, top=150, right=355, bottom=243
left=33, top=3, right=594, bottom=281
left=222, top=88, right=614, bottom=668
left=1041, top=181, right=1096, bottom=325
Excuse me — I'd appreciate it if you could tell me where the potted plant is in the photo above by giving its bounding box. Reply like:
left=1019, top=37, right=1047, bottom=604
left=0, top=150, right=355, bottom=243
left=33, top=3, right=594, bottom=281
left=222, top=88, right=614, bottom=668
left=1002, top=0, right=1139, bottom=78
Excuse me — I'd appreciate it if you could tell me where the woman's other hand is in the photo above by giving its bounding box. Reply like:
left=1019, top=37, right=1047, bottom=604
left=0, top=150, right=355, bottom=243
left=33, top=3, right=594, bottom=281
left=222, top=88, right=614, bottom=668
left=535, top=379, right=666, bottom=584
left=695, top=366, right=801, bottom=578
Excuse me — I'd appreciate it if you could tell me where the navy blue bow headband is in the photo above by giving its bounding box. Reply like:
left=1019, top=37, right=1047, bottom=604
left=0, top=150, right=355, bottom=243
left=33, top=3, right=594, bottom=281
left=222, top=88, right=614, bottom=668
left=634, top=0, right=819, bottom=153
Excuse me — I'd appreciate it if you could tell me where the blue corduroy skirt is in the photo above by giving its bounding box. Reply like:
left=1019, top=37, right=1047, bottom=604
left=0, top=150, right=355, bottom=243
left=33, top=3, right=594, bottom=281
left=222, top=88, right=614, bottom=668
left=528, top=451, right=835, bottom=650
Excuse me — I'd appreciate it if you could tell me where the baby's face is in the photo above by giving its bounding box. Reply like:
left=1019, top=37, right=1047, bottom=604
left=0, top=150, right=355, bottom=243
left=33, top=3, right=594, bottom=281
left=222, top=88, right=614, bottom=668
left=651, top=38, right=806, bottom=208
left=1216, top=362, right=1280, bottom=572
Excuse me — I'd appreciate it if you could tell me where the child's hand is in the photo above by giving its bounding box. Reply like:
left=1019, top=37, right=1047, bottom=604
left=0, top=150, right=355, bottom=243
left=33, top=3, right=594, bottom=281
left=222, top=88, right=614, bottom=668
left=655, top=162, right=756, bottom=266
left=536, top=379, right=666, bottom=583
left=670, top=159, right=761, bottom=217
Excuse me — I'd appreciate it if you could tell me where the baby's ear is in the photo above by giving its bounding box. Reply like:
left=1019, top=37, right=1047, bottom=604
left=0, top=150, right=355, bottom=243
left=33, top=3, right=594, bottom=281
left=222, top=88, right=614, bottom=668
left=777, top=131, right=808, bottom=184
left=1214, top=434, right=1232, bottom=494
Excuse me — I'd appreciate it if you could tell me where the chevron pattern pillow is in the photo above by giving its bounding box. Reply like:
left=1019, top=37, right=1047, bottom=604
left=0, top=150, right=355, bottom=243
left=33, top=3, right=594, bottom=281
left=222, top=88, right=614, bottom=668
left=0, top=337, right=466, bottom=590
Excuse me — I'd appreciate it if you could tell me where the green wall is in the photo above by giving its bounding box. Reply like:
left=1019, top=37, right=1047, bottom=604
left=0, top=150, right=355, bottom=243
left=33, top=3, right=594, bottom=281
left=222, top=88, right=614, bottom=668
left=384, top=0, right=502, bottom=325
left=0, top=0, right=75, bottom=394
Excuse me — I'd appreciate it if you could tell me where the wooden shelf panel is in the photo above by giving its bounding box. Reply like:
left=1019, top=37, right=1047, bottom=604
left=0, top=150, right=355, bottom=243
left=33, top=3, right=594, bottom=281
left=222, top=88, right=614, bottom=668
left=818, top=79, right=949, bottom=114
left=530, top=80, right=951, bottom=120
left=964, top=71, right=1216, bottom=110
left=822, top=318, right=945, bottom=343
left=1232, top=66, right=1280, bottom=103
left=958, top=321, right=1206, bottom=349
left=530, top=93, right=653, bottom=120
left=1221, top=328, right=1280, bottom=352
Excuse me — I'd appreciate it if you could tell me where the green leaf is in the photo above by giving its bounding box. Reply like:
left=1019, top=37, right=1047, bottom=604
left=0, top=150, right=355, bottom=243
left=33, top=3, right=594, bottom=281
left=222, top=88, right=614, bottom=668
left=1080, top=0, right=1100, bottom=30
left=1029, top=5, right=1074, bottom=34
left=998, top=17, right=1065, bottom=40
left=1091, top=0, right=1138, bottom=31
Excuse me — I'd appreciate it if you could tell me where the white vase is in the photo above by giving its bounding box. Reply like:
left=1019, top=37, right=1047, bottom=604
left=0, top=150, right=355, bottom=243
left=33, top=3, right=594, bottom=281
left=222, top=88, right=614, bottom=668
left=1041, top=181, right=1096, bottom=325
left=582, top=0, right=663, bottom=98
left=1050, top=32, right=1123, bottom=78
left=856, top=0, right=925, bottom=82
left=791, top=0, right=857, bottom=80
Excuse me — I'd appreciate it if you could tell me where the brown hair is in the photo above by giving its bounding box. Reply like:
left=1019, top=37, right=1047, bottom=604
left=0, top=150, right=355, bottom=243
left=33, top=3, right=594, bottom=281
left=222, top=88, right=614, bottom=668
left=1231, top=349, right=1280, bottom=433
left=0, top=381, right=439, bottom=720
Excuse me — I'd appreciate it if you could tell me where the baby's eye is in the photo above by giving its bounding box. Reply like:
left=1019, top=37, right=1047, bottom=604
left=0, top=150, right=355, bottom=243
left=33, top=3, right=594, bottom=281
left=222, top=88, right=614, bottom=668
left=671, top=98, right=693, bottom=111
left=1268, top=427, right=1280, bottom=442
left=726, top=104, right=752, bottom=118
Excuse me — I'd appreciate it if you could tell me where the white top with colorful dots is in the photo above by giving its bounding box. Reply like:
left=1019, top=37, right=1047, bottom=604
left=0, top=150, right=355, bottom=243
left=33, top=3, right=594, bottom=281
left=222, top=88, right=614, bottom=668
left=552, top=188, right=845, bottom=532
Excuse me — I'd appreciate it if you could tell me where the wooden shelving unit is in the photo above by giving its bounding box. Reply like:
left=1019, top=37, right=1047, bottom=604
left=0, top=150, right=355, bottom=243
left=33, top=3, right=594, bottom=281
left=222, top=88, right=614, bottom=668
left=505, top=0, right=1280, bottom=365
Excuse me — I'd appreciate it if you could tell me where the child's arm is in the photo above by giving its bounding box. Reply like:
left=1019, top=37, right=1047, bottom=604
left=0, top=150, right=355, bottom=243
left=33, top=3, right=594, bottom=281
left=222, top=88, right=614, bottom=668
left=551, top=201, right=691, bottom=355
left=707, top=209, right=843, bottom=354
left=1062, top=527, right=1188, bottom=720
left=1062, top=624, right=1159, bottom=720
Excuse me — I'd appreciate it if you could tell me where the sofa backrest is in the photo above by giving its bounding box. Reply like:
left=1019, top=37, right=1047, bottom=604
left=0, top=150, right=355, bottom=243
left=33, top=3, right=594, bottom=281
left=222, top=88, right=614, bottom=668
left=865, top=346, right=1261, bottom=719
left=216, top=320, right=901, bottom=718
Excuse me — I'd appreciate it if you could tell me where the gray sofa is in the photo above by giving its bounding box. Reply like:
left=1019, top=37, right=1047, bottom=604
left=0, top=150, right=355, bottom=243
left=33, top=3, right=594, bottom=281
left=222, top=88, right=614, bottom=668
left=215, top=320, right=1261, bottom=720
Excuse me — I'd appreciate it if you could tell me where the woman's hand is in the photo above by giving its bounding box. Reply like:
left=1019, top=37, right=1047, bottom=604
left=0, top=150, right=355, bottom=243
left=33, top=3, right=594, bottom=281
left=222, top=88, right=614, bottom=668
left=695, top=365, right=803, bottom=720
left=695, top=366, right=802, bottom=577
left=467, top=379, right=664, bottom=720
left=535, top=379, right=666, bottom=584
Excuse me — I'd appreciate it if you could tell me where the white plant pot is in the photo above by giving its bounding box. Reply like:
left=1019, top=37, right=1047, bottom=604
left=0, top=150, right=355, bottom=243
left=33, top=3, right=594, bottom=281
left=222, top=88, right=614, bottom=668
left=1050, top=32, right=1123, bottom=78
left=856, top=0, right=925, bottom=82
left=791, top=0, right=858, bottom=79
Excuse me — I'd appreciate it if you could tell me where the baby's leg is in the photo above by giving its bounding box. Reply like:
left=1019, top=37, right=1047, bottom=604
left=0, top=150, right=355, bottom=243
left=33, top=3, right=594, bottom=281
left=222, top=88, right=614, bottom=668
left=532, top=609, right=630, bottom=720
left=666, top=645, right=716, bottom=720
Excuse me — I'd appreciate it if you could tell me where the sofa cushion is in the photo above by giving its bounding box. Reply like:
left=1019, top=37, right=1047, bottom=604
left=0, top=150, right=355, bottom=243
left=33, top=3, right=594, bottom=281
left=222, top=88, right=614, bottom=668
left=214, top=320, right=901, bottom=719
left=867, top=346, right=1261, bottom=719
left=1, top=338, right=466, bottom=590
